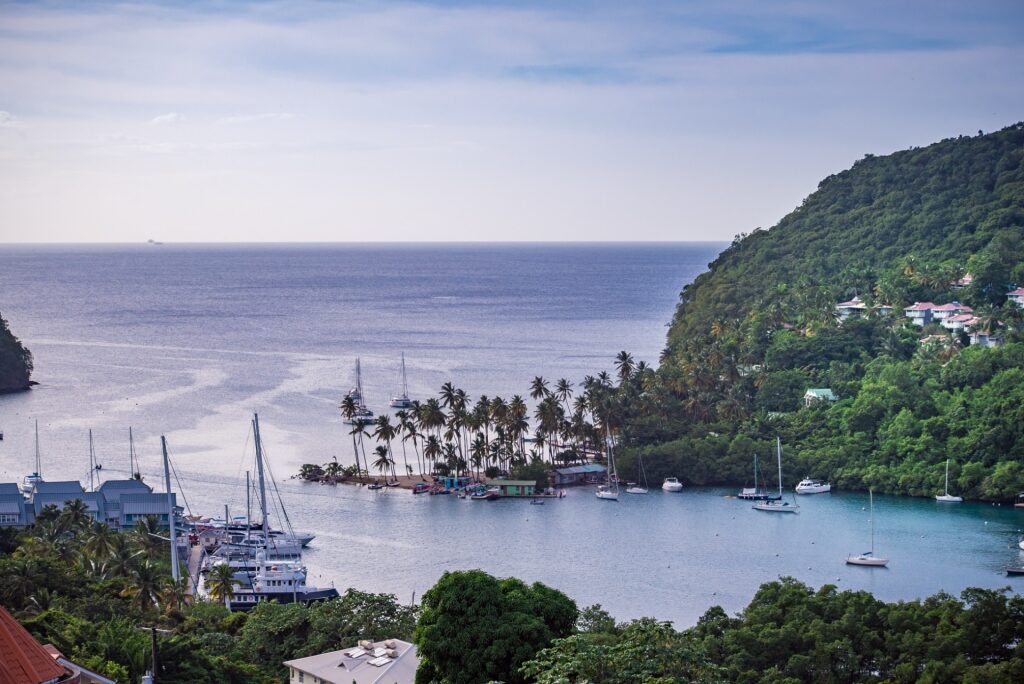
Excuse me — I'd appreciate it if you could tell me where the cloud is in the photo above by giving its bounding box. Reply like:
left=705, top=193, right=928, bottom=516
left=149, top=112, right=184, bottom=125
left=217, top=112, right=295, bottom=124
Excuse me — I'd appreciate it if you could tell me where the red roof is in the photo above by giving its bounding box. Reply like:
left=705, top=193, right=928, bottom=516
left=1009, top=288, right=1024, bottom=297
left=932, top=302, right=971, bottom=312
left=904, top=302, right=936, bottom=311
left=0, top=605, right=71, bottom=684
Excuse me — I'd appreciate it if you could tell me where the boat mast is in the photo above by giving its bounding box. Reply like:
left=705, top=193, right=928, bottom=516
left=245, top=471, right=251, bottom=544
left=253, top=414, right=269, bottom=537
left=401, top=352, right=408, bottom=397
left=776, top=436, right=783, bottom=497
left=162, top=436, right=179, bottom=582
left=356, top=358, right=364, bottom=405
left=869, top=489, right=875, bottom=555
left=753, top=452, right=758, bottom=493
left=88, top=429, right=95, bottom=491
left=944, top=459, right=950, bottom=496
left=34, top=419, right=41, bottom=477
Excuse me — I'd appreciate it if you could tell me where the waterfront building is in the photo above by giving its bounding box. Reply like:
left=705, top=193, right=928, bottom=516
left=803, top=388, right=837, bottom=407
left=98, top=479, right=152, bottom=529
left=484, top=479, right=536, bottom=497
left=0, top=483, right=31, bottom=528
left=284, top=638, right=418, bottom=684
left=29, top=481, right=105, bottom=524
left=551, top=463, right=606, bottom=486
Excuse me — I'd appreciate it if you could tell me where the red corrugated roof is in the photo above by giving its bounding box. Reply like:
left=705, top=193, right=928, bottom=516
left=0, top=605, right=70, bottom=684
left=1009, top=288, right=1024, bottom=296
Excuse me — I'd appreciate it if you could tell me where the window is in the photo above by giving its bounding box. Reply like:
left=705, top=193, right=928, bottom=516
left=298, top=671, right=304, bottom=682
left=0, top=513, right=19, bottom=524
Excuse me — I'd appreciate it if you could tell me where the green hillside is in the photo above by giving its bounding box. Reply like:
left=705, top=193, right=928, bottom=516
left=616, top=123, right=1024, bottom=501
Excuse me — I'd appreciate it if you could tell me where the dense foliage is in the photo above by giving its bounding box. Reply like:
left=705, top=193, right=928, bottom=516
left=523, top=578, right=1024, bottom=683
left=0, top=505, right=416, bottom=682
left=607, top=123, right=1024, bottom=500
left=413, top=569, right=578, bottom=684
left=0, top=310, right=33, bottom=392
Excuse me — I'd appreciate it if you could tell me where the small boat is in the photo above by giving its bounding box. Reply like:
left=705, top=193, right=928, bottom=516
left=367, top=483, right=385, bottom=490
left=530, top=499, right=545, bottom=505
left=1016, top=493, right=1024, bottom=509
left=753, top=437, right=799, bottom=513
left=935, top=459, right=963, bottom=502
left=847, top=489, right=888, bottom=566
left=626, top=453, right=649, bottom=495
left=662, top=477, right=683, bottom=492
left=389, top=352, right=414, bottom=409
left=471, top=488, right=500, bottom=501
left=1006, top=566, right=1024, bottom=576
left=412, top=483, right=430, bottom=494
left=795, top=478, right=831, bottom=494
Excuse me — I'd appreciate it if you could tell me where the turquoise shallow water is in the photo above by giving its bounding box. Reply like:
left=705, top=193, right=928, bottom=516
left=0, top=243, right=1021, bottom=626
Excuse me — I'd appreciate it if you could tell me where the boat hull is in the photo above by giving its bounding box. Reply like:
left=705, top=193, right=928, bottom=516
left=847, top=555, right=888, bottom=566
left=595, top=490, right=619, bottom=501
left=752, top=502, right=799, bottom=513
left=662, top=479, right=683, bottom=492
left=229, top=588, right=339, bottom=611
left=935, top=495, right=963, bottom=503
left=625, top=487, right=648, bottom=494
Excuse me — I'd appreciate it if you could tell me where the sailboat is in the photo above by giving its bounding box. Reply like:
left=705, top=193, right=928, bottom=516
left=389, top=352, right=414, bottom=409
left=343, top=358, right=375, bottom=424
left=752, top=437, right=799, bottom=513
left=212, top=414, right=338, bottom=611
left=596, top=427, right=619, bottom=501
left=935, top=459, right=963, bottom=502
left=20, top=420, right=44, bottom=495
left=626, top=452, right=648, bottom=494
left=738, top=452, right=778, bottom=500
left=847, top=489, right=888, bottom=566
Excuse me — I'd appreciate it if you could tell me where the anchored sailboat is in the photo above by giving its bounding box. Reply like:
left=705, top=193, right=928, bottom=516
left=626, top=452, right=649, bottom=494
left=596, top=427, right=619, bottom=501
left=389, top=352, right=413, bottom=409
left=935, top=458, right=963, bottom=502
left=343, top=358, right=375, bottom=424
left=738, top=452, right=778, bottom=500
left=847, top=489, right=889, bottom=566
left=752, top=437, right=799, bottom=513
left=20, top=420, right=44, bottom=495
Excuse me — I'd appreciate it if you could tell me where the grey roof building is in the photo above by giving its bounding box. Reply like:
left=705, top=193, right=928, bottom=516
left=120, top=492, right=180, bottom=529
left=0, top=483, right=31, bottom=528
left=284, top=639, right=418, bottom=684
left=99, top=479, right=153, bottom=528
left=29, top=481, right=106, bottom=523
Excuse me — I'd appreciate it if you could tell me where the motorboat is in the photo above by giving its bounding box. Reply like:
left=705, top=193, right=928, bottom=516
left=847, top=489, right=888, bottom=567
left=662, top=477, right=683, bottom=492
left=753, top=437, right=799, bottom=513
left=795, top=478, right=832, bottom=494
left=935, top=459, right=963, bottom=502
left=471, top=487, right=500, bottom=501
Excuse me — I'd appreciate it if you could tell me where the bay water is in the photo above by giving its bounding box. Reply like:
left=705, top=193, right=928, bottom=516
left=0, top=243, right=1021, bottom=626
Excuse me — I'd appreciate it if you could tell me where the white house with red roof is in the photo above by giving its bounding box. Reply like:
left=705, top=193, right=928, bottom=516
left=941, top=313, right=979, bottom=332
left=1008, top=287, right=1024, bottom=307
left=930, top=301, right=972, bottom=321
left=835, top=296, right=892, bottom=321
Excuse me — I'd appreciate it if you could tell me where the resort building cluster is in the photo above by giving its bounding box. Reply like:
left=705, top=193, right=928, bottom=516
left=0, top=479, right=179, bottom=530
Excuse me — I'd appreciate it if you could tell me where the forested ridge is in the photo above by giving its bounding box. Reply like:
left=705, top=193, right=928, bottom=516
left=614, top=123, right=1024, bottom=500
left=0, top=311, right=33, bottom=393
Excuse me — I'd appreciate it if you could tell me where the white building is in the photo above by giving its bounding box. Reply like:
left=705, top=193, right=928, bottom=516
left=904, top=302, right=936, bottom=326
left=1008, top=287, right=1024, bottom=307
left=803, top=388, right=837, bottom=407
left=284, top=639, right=418, bottom=684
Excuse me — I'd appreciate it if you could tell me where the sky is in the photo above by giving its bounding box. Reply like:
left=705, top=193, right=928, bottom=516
left=0, top=0, right=1022, bottom=243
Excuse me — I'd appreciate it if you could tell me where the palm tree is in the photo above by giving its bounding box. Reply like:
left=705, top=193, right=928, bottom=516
left=121, top=560, right=163, bottom=615
left=341, top=396, right=364, bottom=478
left=529, top=376, right=550, bottom=402
left=373, top=415, right=400, bottom=481
left=132, top=516, right=165, bottom=560
left=371, top=446, right=393, bottom=481
left=58, top=499, right=92, bottom=536
left=614, top=351, right=635, bottom=386
left=323, top=457, right=342, bottom=482
left=424, top=436, right=441, bottom=476
left=205, top=562, right=240, bottom=609
left=160, top=575, right=190, bottom=613
left=108, top=533, right=141, bottom=578
left=394, top=410, right=414, bottom=481
left=84, top=522, right=115, bottom=560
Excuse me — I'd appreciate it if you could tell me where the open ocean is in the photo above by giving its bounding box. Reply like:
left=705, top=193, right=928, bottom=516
left=1, top=242, right=1022, bottom=626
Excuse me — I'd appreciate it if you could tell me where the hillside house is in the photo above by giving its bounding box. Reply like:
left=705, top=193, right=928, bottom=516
left=941, top=313, right=978, bottom=332
left=284, top=638, right=418, bottom=684
left=1008, top=287, right=1024, bottom=307
left=931, top=302, right=972, bottom=322
left=803, top=388, right=837, bottom=407
left=904, top=302, right=936, bottom=326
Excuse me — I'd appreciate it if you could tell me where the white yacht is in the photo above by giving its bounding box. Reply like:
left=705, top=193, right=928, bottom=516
left=662, top=477, right=683, bottom=492
left=935, top=459, right=963, bottom=502
left=343, top=358, right=375, bottom=424
left=389, top=352, right=414, bottom=409
left=625, top=452, right=649, bottom=494
left=795, top=478, right=831, bottom=494
left=223, top=551, right=337, bottom=611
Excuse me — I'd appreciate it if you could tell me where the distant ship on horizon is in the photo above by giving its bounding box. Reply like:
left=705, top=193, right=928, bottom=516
left=147, top=239, right=164, bottom=245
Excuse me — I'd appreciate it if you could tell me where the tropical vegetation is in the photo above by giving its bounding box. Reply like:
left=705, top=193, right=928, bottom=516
left=0, top=310, right=33, bottom=393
